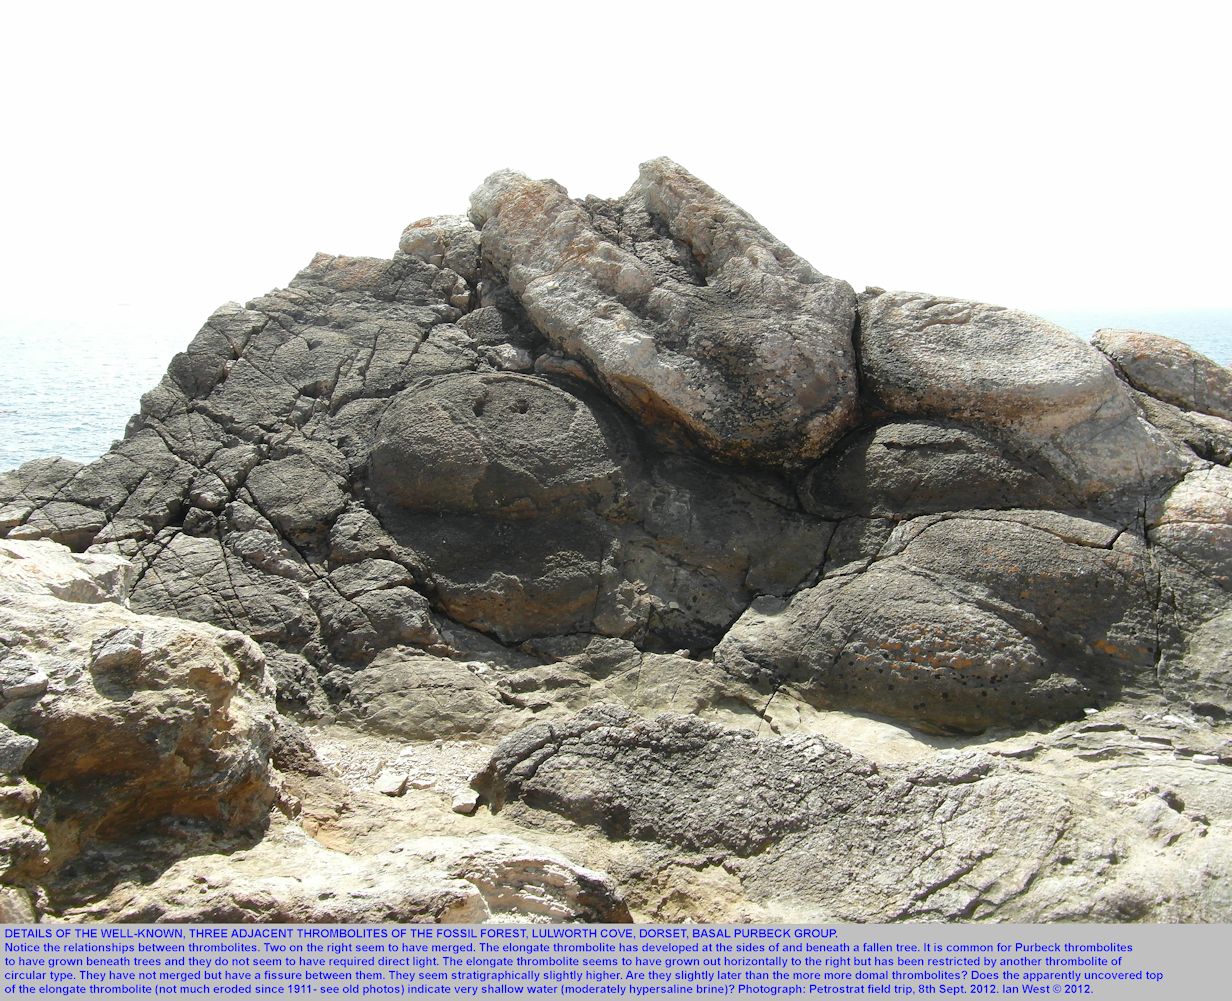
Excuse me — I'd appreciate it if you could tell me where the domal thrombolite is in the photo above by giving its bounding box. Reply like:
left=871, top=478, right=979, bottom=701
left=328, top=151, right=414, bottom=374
left=366, top=371, right=832, bottom=646
left=716, top=511, right=1161, bottom=734
left=368, top=372, right=637, bottom=520
left=365, top=371, right=635, bottom=643
left=858, top=290, right=1187, bottom=502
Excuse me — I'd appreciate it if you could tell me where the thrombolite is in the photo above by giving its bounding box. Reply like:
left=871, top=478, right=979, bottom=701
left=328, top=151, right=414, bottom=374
left=1, top=160, right=1229, bottom=924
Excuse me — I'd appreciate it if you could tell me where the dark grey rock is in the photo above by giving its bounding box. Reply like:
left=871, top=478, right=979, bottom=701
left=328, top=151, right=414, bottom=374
left=818, top=516, right=894, bottom=576
left=262, top=647, right=328, bottom=716
left=2, top=160, right=1232, bottom=928
left=1166, top=609, right=1232, bottom=716
left=1148, top=467, right=1232, bottom=593
left=327, top=559, right=415, bottom=600
left=369, top=372, right=634, bottom=519
left=717, top=512, right=1160, bottom=733
left=130, top=533, right=317, bottom=647
left=244, top=455, right=349, bottom=550
left=800, top=421, right=1067, bottom=518
left=390, top=511, right=609, bottom=644
left=0, top=458, right=83, bottom=539
left=474, top=704, right=882, bottom=854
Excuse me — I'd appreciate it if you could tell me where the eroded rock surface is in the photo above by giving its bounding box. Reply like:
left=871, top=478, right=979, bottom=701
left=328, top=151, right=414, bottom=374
left=474, top=704, right=1232, bottom=921
left=470, top=158, right=860, bottom=466
left=3, top=158, right=1222, bottom=737
left=79, top=827, right=628, bottom=924
left=859, top=292, right=1186, bottom=501
left=799, top=421, right=1065, bottom=518
left=475, top=705, right=882, bottom=855
left=335, top=650, right=523, bottom=740
left=0, top=541, right=279, bottom=908
left=717, top=511, right=1160, bottom=732
left=1095, top=328, right=1232, bottom=420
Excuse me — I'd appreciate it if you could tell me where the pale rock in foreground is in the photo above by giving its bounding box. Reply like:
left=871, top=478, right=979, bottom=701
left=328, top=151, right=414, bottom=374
left=78, top=826, right=628, bottom=924
left=0, top=541, right=279, bottom=907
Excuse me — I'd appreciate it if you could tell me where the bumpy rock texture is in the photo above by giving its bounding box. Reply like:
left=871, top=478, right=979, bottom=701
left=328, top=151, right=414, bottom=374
left=475, top=704, right=1232, bottom=922
left=1, top=159, right=1229, bottom=923
left=0, top=540, right=279, bottom=911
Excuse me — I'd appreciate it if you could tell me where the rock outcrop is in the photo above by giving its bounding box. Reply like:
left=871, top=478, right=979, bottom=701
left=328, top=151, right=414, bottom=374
left=717, top=511, right=1162, bottom=733
left=0, top=540, right=279, bottom=909
left=859, top=292, right=1184, bottom=501
left=1, top=158, right=1229, bottom=924
left=1094, top=328, right=1232, bottom=421
left=475, top=704, right=1231, bottom=922
left=469, top=159, right=860, bottom=466
left=79, top=828, right=628, bottom=924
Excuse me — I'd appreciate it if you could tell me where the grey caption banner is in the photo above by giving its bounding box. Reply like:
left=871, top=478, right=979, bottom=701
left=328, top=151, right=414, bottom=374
left=3, top=923, right=1227, bottom=999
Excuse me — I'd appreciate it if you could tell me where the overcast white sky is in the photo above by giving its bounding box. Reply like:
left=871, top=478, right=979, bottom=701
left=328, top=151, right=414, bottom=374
left=2, top=0, right=1229, bottom=339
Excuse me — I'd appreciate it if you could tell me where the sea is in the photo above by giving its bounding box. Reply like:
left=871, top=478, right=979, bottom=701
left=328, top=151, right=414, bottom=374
left=0, top=305, right=1229, bottom=473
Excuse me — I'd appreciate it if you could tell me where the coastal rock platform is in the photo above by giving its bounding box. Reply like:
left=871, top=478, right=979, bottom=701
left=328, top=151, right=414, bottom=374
left=1, top=160, right=1229, bottom=922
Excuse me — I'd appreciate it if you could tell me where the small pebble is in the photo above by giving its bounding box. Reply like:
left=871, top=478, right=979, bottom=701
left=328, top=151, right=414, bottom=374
left=451, top=789, right=479, bottom=815
left=1079, top=722, right=1126, bottom=734
left=2, top=672, right=49, bottom=701
left=374, top=770, right=408, bottom=797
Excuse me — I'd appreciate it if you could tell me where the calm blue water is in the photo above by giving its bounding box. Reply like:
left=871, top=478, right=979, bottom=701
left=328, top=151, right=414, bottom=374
left=1036, top=309, right=1232, bottom=370
left=0, top=306, right=192, bottom=471
left=0, top=306, right=1229, bottom=473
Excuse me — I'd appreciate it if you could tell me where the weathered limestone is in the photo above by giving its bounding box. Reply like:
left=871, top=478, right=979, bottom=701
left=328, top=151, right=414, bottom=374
left=2, top=160, right=1225, bottom=736
left=858, top=292, right=1187, bottom=501
left=369, top=372, right=634, bottom=519
left=0, top=541, right=279, bottom=890
left=799, top=420, right=1064, bottom=518
left=474, top=704, right=1232, bottom=921
left=78, top=827, right=628, bottom=923
left=335, top=650, right=523, bottom=740
left=1095, top=328, right=1232, bottom=420
left=398, top=215, right=482, bottom=285
left=716, top=512, right=1159, bottom=733
left=469, top=159, right=860, bottom=466
left=2, top=159, right=1227, bottom=734
left=1148, top=465, right=1232, bottom=590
